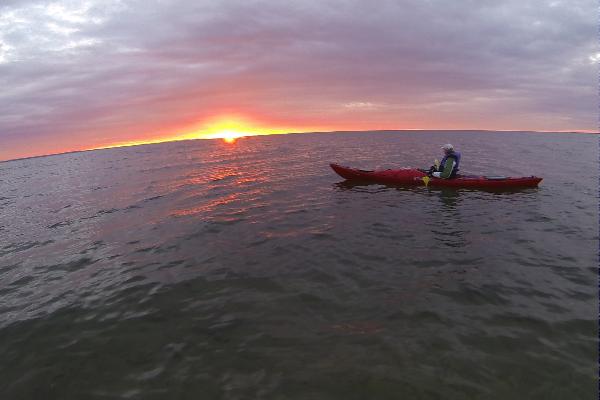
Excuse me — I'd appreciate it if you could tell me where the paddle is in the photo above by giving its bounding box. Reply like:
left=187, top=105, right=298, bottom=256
left=422, top=159, right=440, bottom=186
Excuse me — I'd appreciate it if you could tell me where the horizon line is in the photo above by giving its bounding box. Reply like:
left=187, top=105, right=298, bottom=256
left=1, top=128, right=597, bottom=164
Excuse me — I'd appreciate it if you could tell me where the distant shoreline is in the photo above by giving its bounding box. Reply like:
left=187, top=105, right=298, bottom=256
left=1, top=129, right=597, bottom=164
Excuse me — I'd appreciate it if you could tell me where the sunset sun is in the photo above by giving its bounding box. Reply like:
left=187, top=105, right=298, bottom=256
left=217, top=130, right=243, bottom=143
left=176, top=115, right=302, bottom=144
left=89, top=114, right=323, bottom=151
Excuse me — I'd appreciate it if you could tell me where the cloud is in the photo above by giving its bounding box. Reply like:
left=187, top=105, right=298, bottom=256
left=0, top=0, right=596, bottom=159
left=344, top=102, right=381, bottom=110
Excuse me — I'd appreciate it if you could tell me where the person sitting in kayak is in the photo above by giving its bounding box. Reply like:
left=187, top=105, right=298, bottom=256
left=428, top=144, right=461, bottom=179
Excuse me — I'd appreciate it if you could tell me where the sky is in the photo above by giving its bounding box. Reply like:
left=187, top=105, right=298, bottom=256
left=0, top=0, right=597, bottom=160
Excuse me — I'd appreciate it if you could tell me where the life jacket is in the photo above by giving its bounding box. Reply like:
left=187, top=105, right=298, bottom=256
left=440, top=151, right=461, bottom=178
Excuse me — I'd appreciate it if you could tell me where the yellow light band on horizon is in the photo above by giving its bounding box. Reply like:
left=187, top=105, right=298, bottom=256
left=90, top=115, right=325, bottom=151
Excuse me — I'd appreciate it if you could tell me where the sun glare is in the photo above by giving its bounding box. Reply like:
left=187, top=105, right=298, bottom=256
left=218, top=130, right=242, bottom=143
left=198, top=117, right=259, bottom=141
left=90, top=114, right=323, bottom=152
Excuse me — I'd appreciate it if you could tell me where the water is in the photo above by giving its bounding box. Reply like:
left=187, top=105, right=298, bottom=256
left=0, top=131, right=597, bottom=399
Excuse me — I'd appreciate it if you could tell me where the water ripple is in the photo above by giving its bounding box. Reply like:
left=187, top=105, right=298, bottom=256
left=0, top=131, right=596, bottom=399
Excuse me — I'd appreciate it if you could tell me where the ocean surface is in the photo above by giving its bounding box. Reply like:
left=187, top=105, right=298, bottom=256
left=0, top=130, right=597, bottom=399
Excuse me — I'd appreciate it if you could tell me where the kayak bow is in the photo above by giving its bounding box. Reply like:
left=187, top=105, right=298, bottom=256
left=330, top=164, right=542, bottom=189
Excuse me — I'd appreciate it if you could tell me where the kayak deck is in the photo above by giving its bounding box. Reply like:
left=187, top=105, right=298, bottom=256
left=330, top=164, right=542, bottom=188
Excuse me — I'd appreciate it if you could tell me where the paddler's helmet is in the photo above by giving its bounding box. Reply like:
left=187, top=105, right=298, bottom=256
left=441, top=144, right=454, bottom=153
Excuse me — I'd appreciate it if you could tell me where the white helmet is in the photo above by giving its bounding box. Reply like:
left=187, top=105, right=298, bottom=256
left=441, top=144, right=454, bottom=152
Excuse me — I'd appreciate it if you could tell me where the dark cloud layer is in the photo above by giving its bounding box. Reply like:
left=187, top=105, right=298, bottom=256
left=0, top=0, right=596, bottom=159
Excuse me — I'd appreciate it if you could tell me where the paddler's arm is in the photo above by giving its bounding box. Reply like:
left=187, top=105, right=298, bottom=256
left=432, top=159, right=455, bottom=179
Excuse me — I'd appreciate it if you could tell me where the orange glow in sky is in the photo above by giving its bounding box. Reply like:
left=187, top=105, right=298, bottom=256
left=177, top=115, right=304, bottom=140
left=92, top=114, right=323, bottom=151
left=1, top=0, right=595, bottom=163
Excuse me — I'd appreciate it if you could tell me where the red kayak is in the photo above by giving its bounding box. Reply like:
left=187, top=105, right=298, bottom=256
left=330, top=164, right=542, bottom=189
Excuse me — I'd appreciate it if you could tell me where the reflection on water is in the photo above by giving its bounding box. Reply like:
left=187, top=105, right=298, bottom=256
left=334, top=181, right=544, bottom=250
left=430, top=188, right=466, bottom=248
left=0, top=131, right=596, bottom=399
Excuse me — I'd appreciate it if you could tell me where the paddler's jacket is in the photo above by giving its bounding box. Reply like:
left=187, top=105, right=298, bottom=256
left=433, top=151, right=461, bottom=179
